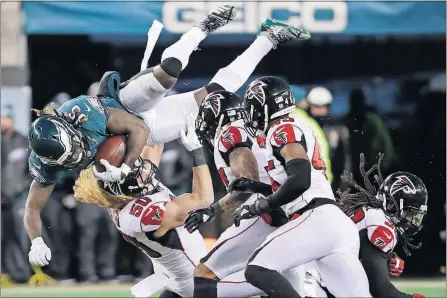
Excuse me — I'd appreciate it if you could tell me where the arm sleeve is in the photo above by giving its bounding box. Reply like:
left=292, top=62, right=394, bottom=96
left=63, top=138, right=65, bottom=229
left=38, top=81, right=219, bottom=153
left=359, top=230, right=413, bottom=298
left=266, top=158, right=311, bottom=210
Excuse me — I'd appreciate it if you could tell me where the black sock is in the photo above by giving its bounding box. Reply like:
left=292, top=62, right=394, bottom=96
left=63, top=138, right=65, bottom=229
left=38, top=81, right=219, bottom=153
left=245, top=265, right=302, bottom=298
left=193, top=277, right=218, bottom=298
left=159, top=289, right=182, bottom=298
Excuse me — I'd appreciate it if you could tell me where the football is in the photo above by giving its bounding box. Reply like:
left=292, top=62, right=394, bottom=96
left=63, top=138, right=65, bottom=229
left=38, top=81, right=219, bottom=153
left=94, top=135, right=127, bottom=172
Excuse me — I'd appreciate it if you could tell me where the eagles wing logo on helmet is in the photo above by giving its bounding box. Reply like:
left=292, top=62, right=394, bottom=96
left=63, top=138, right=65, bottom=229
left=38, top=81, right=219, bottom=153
left=246, top=80, right=268, bottom=105
left=390, top=175, right=417, bottom=196
left=203, top=93, right=223, bottom=117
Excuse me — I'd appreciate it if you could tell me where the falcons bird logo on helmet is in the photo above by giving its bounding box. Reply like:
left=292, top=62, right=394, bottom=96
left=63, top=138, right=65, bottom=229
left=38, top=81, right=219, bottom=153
left=246, top=80, right=268, bottom=105
left=203, top=93, right=223, bottom=117
left=390, top=175, right=417, bottom=196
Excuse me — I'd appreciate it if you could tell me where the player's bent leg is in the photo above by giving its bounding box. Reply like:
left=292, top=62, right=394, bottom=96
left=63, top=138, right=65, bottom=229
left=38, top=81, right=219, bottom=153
left=313, top=206, right=371, bottom=297
left=244, top=207, right=342, bottom=298
left=119, top=5, right=236, bottom=115
left=142, top=91, right=199, bottom=145
left=317, top=250, right=370, bottom=297
left=218, top=270, right=267, bottom=298
left=119, top=71, right=169, bottom=113
left=194, top=214, right=277, bottom=298
left=201, top=216, right=276, bottom=279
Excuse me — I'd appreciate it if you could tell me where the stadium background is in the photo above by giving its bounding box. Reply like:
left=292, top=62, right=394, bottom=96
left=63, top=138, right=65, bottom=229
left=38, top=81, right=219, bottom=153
left=1, top=1, right=446, bottom=297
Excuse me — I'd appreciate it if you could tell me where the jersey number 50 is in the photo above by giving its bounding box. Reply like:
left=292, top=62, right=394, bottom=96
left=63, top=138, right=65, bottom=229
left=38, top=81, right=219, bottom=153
left=129, top=197, right=159, bottom=226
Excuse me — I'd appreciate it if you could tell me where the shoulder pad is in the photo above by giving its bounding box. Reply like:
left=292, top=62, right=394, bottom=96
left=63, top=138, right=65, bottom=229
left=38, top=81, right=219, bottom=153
left=218, top=125, right=252, bottom=154
left=98, top=71, right=121, bottom=99
left=269, top=122, right=306, bottom=151
left=365, top=208, right=398, bottom=253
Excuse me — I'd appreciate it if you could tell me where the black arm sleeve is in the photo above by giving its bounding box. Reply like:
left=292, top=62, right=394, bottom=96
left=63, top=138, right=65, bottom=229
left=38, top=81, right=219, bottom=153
left=359, top=230, right=413, bottom=298
left=266, top=158, right=311, bottom=210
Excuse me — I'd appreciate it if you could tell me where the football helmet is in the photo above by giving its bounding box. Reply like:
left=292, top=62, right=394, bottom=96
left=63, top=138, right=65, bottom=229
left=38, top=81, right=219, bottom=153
left=102, top=157, right=161, bottom=197
left=28, top=116, right=90, bottom=169
left=195, top=90, right=245, bottom=148
left=243, top=76, right=295, bottom=137
left=377, top=172, right=428, bottom=237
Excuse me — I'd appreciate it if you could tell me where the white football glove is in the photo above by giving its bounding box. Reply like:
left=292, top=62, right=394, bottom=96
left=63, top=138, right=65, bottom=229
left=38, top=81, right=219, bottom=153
left=92, top=159, right=131, bottom=183
left=180, top=113, right=202, bottom=152
left=29, top=237, right=51, bottom=267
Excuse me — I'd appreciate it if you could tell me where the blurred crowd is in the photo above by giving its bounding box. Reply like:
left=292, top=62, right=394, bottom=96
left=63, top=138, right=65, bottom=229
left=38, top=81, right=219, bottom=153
left=1, top=78, right=445, bottom=284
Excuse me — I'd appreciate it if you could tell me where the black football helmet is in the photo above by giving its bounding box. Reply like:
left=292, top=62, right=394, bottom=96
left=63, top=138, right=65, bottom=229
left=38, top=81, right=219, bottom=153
left=101, top=157, right=161, bottom=197
left=195, top=91, right=245, bottom=148
left=243, top=76, right=295, bottom=137
left=28, top=115, right=90, bottom=169
left=377, top=172, right=428, bottom=238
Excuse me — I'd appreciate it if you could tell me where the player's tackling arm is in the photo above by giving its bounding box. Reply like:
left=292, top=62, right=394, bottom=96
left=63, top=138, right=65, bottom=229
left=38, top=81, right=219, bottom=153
left=167, top=156, right=214, bottom=225
left=106, top=108, right=149, bottom=168
left=24, top=180, right=55, bottom=240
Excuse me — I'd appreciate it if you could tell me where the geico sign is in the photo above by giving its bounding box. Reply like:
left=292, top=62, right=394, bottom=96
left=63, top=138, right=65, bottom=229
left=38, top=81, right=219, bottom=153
left=162, top=1, right=348, bottom=34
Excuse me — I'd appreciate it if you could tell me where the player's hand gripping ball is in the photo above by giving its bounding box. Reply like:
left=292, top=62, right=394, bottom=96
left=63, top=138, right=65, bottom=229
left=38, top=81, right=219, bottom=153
left=92, top=135, right=131, bottom=183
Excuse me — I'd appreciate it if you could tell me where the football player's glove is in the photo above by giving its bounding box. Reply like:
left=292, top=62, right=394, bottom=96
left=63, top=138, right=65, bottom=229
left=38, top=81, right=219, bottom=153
left=412, top=293, right=425, bottom=298
left=93, top=159, right=131, bottom=183
left=180, top=113, right=202, bottom=152
left=228, top=177, right=273, bottom=197
left=233, top=196, right=272, bottom=227
left=388, top=252, right=405, bottom=277
left=184, top=207, right=216, bottom=233
left=29, top=237, right=51, bottom=267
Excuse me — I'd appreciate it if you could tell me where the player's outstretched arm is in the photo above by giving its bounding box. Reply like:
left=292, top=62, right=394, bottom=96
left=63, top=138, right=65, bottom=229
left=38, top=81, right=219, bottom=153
left=172, top=113, right=214, bottom=221
left=106, top=108, right=149, bottom=170
left=184, top=147, right=262, bottom=232
left=24, top=180, right=55, bottom=266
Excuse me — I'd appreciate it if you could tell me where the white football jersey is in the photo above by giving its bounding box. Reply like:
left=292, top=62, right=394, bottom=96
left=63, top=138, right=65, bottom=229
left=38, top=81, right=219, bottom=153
left=265, top=117, right=334, bottom=216
left=214, top=121, right=270, bottom=188
left=112, top=183, right=206, bottom=281
left=351, top=206, right=398, bottom=254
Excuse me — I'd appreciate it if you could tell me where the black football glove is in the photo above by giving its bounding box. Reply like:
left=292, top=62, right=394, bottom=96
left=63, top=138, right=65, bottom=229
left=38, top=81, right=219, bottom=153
left=228, top=177, right=273, bottom=197
left=233, top=196, right=273, bottom=227
left=184, top=207, right=216, bottom=233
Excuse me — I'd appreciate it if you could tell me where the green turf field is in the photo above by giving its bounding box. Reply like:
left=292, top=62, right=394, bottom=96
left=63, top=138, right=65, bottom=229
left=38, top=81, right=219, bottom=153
left=1, top=280, right=445, bottom=297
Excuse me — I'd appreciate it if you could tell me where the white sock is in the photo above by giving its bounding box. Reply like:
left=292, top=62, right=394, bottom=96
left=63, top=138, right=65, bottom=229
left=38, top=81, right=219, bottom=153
left=161, top=27, right=207, bottom=70
left=210, top=36, right=274, bottom=92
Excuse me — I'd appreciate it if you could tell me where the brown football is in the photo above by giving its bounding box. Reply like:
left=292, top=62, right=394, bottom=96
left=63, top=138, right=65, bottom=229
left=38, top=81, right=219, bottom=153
left=94, top=135, right=127, bottom=172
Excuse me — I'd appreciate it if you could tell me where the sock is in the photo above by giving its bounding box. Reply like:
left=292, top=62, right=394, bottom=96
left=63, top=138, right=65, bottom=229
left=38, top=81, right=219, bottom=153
left=159, top=289, right=182, bottom=298
left=193, top=277, right=218, bottom=298
left=210, top=35, right=274, bottom=92
left=161, top=27, right=207, bottom=70
left=245, top=265, right=302, bottom=298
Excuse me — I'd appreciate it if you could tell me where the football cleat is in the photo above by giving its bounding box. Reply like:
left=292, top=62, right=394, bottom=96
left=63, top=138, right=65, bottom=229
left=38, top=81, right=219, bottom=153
left=195, top=5, right=237, bottom=35
left=260, top=19, right=311, bottom=49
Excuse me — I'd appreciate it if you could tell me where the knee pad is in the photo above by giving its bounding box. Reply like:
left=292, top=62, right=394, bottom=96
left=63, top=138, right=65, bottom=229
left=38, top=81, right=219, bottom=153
left=160, top=57, right=182, bottom=78
left=205, top=82, right=225, bottom=94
